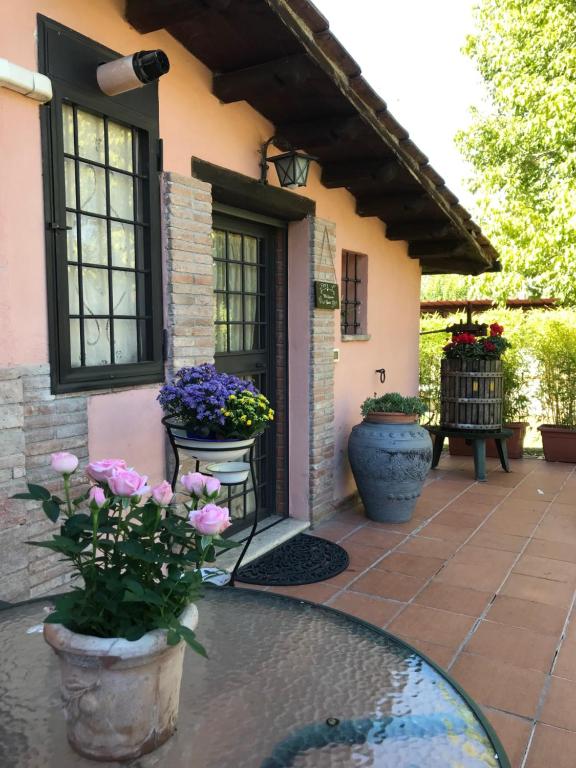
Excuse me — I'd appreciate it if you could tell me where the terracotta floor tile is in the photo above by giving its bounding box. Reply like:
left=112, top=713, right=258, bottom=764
left=328, top=591, right=403, bottom=627
left=414, top=582, right=492, bottom=617
left=397, top=535, right=459, bottom=560
left=555, top=488, right=576, bottom=505
left=524, top=724, right=576, bottom=768
left=267, top=582, right=339, bottom=604
left=509, top=486, right=557, bottom=502
left=482, top=707, right=531, bottom=768
left=374, top=551, right=445, bottom=579
left=483, top=512, right=540, bottom=537
left=435, top=560, right=508, bottom=592
left=464, top=620, right=558, bottom=672
left=319, top=569, right=357, bottom=588
left=364, top=517, right=423, bottom=534
left=500, top=573, right=575, bottom=608
left=450, top=652, right=546, bottom=718
left=467, top=483, right=511, bottom=497
left=314, top=521, right=361, bottom=543
left=497, top=498, right=550, bottom=516
left=541, top=675, right=576, bottom=731
left=546, top=501, right=576, bottom=518
left=387, top=604, right=475, bottom=648
left=418, top=521, right=475, bottom=543
left=392, top=634, right=456, bottom=668
left=513, top=553, right=576, bottom=584
left=486, top=596, right=567, bottom=637
left=534, top=517, right=576, bottom=545
left=340, top=542, right=385, bottom=572
left=352, top=569, right=426, bottom=602
left=468, top=530, right=527, bottom=553
left=452, top=544, right=517, bottom=569
left=553, top=640, right=576, bottom=680
left=432, top=509, right=487, bottom=529
left=342, top=527, right=406, bottom=550
left=524, top=538, right=576, bottom=564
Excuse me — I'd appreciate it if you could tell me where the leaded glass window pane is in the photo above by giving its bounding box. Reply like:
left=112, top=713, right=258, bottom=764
left=62, top=103, right=150, bottom=369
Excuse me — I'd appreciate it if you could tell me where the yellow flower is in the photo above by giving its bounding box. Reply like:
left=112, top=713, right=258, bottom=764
left=246, top=419, right=252, bottom=426
left=229, top=394, right=236, bottom=401
left=240, top=415, right=247, bottom=422
left=220, top=407, right=226, bottom=413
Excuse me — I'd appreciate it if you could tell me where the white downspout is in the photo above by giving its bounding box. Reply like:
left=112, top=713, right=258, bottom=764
left=0, top=58, right=52, bottom=103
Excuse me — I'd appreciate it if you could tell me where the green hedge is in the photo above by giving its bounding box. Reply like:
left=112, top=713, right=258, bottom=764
left=419, top=308, right=576, bottom=430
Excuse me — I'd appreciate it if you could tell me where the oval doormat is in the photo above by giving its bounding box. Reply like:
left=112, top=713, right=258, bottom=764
left=236, top=533, right=349, bottom=586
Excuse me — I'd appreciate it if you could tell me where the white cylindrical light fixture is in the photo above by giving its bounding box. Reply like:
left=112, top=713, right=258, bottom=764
left=97, top=50, right=170, bottom=97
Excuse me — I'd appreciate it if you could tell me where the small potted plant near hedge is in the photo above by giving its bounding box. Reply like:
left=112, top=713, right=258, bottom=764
left=348, top=392, right=432, bottom=523
left=530, top=318, right=576, bottom=462
left=12, top=454, right=237, bottom=762
left=158, top=363, right=274, bottom=462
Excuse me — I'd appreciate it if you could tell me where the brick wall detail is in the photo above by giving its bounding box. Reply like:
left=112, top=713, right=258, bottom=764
left=309, top=217, right=336, bottom=523
left=162, top=172, right=215, bottom=377
left=0, top=365, right=88, bottom=601
left=162, top=171, right=215, bottom=479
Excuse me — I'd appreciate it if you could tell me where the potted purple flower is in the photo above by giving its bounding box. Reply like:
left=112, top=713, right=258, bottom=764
left=158, top=364, right=275, bottom=461
left=12, top=453, right=237, bottom=761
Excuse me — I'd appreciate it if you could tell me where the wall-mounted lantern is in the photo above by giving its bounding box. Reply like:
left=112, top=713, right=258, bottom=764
left=259, top=136, right=316, bottom=189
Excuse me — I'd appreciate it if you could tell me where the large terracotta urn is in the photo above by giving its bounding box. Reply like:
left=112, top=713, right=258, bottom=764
left=348, top=413, right=432, bottom=523
left=44, top=603, right=198, bottom=761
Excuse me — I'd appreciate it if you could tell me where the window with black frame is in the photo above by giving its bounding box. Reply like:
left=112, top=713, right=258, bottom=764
left=39, top=17, right=163, bottom=393
left=340, top=250, right=368, bottom=337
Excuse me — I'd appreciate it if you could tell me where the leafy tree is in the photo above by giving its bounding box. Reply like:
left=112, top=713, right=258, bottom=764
left=452, top=0, right=576, bottom=304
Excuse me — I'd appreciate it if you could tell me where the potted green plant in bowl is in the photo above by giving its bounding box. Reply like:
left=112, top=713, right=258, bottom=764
left=12, top=454, right=237, bottom=762
left=158, top=364, right=274, bottom=461
left=348, top=392, right=432, bottom=523
left=530, top=318, right=576, bottom=461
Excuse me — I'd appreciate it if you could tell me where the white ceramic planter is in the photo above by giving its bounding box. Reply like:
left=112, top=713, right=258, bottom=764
left=44, top=603, right=198, bottom=762
left=170, top=428, right=255, bottom=462
left=206, top=461, right=250, bottom=485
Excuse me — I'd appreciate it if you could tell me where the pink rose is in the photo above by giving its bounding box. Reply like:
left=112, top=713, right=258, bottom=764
left=151, top=480, right=173, bottom=507
left=88, top=486, right=106, bottom=507
left=87, top=459, right=127, bottom=483
left=51, top=452, right=79, bottom=475
left=108, top=468, right=150, bottom=498
left=188, top=503, right=231, bottom=535
left=181, top=472, right=207, bottom=496
left=204, top=476, right=221, bottom=497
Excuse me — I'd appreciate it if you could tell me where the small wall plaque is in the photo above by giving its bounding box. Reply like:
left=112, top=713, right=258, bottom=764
left=314, top=281, right=340, bottom=310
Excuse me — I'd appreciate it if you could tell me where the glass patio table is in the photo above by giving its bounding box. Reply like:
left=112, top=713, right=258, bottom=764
left=0, top=587, right=509, bottom=768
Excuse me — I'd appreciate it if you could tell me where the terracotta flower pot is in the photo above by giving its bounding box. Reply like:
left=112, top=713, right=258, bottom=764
left=539, top=425, right=576, bottom=463
left=364, top=412, right=419, bottom=424
left=449, top=422, right=528, bottom=460
left=43, top=603, right=198, bottom=761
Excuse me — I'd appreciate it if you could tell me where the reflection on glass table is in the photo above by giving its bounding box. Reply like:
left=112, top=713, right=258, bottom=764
left=0, top=587, right=509, bottom=767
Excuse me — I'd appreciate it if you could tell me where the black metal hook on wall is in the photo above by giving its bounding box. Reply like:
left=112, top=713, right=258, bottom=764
left=375, top=368, right=386, bottom=384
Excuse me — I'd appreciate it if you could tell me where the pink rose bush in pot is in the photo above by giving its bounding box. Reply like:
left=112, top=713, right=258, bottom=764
left=11, top=453, right=239, bottom=760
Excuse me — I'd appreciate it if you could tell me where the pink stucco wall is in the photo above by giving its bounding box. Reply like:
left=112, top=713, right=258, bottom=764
left=0, top=0, right=421, bottom=507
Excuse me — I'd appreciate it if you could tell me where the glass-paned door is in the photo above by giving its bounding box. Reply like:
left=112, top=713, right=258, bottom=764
left=212, top=214, right=278, bottom=534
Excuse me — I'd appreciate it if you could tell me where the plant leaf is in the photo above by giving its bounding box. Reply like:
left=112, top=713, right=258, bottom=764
left=42, top=499, right=60, bottom=523
left=177, top=624, right=208, bottom=657
left=27, top=484, right=52, bottom=501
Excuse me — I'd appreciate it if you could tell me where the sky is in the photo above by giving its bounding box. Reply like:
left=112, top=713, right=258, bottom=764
left=312, top=0, right=487, bottom=212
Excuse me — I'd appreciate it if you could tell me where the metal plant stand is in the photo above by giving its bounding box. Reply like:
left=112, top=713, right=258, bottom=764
left=162, top=418, right=259, bottom=586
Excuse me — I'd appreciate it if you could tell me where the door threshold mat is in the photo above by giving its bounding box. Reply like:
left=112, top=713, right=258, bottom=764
left=236, top=533, right=349, bottom=586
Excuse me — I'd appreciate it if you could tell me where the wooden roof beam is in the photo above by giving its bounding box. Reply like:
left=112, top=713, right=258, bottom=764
left=276, top=114, right=367, bottom=150
left=408, top=239, right=469, bottom=257
left=356, top=193, right=428, bottom=218
left=321, top=159, right=401, bottom=188
left=126, top=0, right=231, bottom=34
left=385, top=219, right=459, bottom=241
left=213, top=53, right=315, bottom=104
